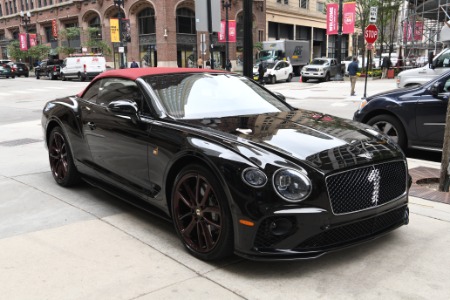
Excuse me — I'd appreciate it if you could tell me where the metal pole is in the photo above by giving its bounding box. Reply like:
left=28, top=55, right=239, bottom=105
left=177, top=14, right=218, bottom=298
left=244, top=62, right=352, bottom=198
left=363, top=48, right=370, bottom=98
left=334, top=0, right=343, bottom=80
left=207, top=0, right=214, bottom=69
left=243, top=0, right=253, bottom=78
left=225, top=1, right=230, bottom=66
left=116, top=0, right=125, bottom=68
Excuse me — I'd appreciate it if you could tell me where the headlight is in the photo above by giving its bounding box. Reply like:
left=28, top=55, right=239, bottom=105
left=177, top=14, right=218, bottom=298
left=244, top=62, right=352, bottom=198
left=242, top=167, right=267, bottom=187
left=273, top=169, right=311, bottom=202
left=318, top=68, right=323, bottom=72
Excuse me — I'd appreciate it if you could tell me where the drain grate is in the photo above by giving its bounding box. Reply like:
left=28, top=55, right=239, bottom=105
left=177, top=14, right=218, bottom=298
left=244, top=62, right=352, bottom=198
left=0, top=138, right=43, bottom=147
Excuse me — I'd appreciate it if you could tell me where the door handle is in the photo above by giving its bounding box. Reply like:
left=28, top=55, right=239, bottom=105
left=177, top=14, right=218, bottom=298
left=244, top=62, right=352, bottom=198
left=87, top=122, right=96, bottom=130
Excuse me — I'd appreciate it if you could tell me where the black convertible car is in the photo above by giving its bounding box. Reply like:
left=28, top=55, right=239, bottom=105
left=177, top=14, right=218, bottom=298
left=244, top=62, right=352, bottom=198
left=42, top=68, right=409, bottom=261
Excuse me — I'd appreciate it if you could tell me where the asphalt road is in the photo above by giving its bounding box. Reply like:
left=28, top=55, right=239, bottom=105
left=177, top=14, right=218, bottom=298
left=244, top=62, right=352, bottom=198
left=1, top=74, right=449, bottom=299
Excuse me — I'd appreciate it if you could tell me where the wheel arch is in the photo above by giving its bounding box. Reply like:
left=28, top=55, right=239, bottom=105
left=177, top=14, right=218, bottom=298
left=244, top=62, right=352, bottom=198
left=164, top=152, right=237, bottom=219
left=362, top=109, right=409, bottom=147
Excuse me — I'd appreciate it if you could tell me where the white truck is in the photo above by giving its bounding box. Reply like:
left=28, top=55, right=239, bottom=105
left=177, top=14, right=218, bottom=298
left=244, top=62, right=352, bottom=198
left=259, top=40, right=310, bottom=75
left=396, top=48, right=450, bottom=88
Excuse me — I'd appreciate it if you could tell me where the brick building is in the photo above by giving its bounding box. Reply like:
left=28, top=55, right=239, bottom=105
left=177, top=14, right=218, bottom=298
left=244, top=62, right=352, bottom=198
left=0, top=0, right=266, bottom=69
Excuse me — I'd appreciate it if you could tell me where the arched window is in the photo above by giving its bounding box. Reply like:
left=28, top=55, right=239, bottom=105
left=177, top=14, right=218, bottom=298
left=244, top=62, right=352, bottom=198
left=89, top=16, right=102, bottom=40
left=176, top=8, right=195, bottom=34
left=138, top=8, right=155, bottom=35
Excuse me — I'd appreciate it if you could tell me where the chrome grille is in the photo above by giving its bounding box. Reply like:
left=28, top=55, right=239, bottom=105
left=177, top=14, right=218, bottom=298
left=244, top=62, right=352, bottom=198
left=326, top=161, right=407, bottom=215
left=306, top=68, right=318, bottom=72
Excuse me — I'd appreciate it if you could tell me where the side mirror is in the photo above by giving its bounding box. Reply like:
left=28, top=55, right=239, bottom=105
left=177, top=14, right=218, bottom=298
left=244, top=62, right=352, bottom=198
left=429, top=82, right=442, bottom=96
left=107, top=99, right=138, bottom=115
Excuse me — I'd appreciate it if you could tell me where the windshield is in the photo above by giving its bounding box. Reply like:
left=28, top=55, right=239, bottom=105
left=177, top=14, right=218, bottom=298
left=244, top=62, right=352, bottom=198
left=144, top=73, right=292, bottom=119
left=311, top=59, right=328, bottom=65
left=259, top=50, right=274, bottom=60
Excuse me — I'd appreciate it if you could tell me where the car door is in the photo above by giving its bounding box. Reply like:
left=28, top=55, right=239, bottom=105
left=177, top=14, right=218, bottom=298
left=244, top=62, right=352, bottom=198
left=80, top=78, right=154, bottom=196
left=414, top=76, right=450, bottom=148
left=275, top=61, right=287, bottom=80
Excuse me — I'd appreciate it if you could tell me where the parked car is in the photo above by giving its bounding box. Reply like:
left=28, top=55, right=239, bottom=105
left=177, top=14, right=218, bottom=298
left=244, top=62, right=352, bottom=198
left=354, top=70, right=450, bottom=152
left=397, top=48, right=450, bottom=88
left=301, top=58, right=340, bottom=82
left=8, top=62, right=29, bottom=77
left=252, top=60, right=294, bottom=84
left=60, top=55, right=106, bottom=81
left=42, top=67, right=409, bottom=261
left=0, top=63, right=15, bottom=79
left=35, top=59, right=64, bottom=80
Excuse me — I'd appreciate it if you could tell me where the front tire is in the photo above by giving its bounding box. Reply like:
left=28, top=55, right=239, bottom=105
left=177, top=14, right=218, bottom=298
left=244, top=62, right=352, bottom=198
left=61, top=73, right=66, bottom=81
left=302, top=76, right=308, bottom=82
left=171, top=164, right=233, bottom=261
left=48, top=127, right=81, bottom=186
left=324, top=72, right=330, bottom=82
left=367, top=114, right=407, bottom=150
left=271, top=75, right=277, bottom=84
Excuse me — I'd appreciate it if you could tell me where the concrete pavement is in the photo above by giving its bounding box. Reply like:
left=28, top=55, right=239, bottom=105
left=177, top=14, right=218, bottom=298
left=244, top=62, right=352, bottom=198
left=1, top=79, right=450, bottom=299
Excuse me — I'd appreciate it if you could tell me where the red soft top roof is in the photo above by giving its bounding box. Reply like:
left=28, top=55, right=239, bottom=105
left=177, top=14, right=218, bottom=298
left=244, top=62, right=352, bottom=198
left=77, top=67, right=227, bottom=97
left=95, top=67, right=226, bottom=81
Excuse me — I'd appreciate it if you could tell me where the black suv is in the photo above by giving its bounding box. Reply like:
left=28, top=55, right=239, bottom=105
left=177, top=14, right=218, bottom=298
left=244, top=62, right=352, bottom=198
left=8, top=62, right=29, bottom=77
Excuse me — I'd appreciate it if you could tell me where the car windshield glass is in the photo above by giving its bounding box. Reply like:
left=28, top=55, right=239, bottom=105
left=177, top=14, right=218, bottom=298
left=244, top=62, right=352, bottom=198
left=259, top=50, right=273, bottom=59
left=266, top=63, right=276, bottom=69
left=311, top=59, right=328, bottom=65
left=143, top=73, right=292, bottom=119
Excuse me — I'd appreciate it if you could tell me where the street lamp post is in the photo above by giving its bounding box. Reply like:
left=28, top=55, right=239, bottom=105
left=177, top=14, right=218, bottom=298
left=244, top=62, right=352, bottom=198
left=113, top=0, right=125, bottom=68
left=222, top=0, right=232, bottom=68
left=20, top=11, right=31, bottom=67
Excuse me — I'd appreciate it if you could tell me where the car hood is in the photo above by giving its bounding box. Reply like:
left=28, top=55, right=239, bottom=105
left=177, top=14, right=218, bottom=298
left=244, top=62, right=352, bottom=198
left=398, top=66, right=428, bottom=77
left=305, top=64, right=328, bottom=68
left=180, top=110, right=403, bottom=172
left=367, top=85, right=422, bottom=100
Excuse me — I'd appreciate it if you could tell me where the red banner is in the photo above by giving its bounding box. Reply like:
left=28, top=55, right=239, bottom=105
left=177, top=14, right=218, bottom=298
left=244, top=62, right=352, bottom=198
left=403, top=21, right=423, bottom=41
left=29, top=34, right=37, bottom=47
left=326, top=3, right=338, bottom=35
left=19, top=33, right=28, bottom=51
left=343, top=2, right=356, bottom=34
left=52, top=19, right=58, bottom=38
left=219, top=20, right=236, bottom=43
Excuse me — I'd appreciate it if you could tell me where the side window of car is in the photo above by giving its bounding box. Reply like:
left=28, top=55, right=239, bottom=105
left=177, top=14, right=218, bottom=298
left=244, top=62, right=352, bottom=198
left=96, top=78, right=149, bottom=113
left=436, top=52, right=450, bottom=68
left=81, top=80, right=102, bottom=103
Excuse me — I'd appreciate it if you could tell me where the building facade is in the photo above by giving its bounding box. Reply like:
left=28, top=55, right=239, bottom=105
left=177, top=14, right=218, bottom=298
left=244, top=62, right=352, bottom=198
left=266, top=0, right=353, bottom=60
left=0, top=0, right=266, bottom=69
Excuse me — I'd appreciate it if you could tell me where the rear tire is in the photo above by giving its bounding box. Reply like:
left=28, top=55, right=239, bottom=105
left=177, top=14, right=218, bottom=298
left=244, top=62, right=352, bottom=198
left=61, top=73, right=66, bottom=81
left=171, top=164, right=234, bottom=261
left=286, top=74, right=293, bottom=82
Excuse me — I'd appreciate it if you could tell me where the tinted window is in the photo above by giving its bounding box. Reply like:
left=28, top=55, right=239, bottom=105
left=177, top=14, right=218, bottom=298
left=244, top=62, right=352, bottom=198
left=81, top=80, right=102, bottom=103
left=311, top=59, right=328, bottom=65
left=144, top=73, right=292, bottom=119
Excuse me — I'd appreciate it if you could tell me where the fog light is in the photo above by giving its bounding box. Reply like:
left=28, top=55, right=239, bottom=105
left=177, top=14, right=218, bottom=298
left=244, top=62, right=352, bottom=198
left=270, top=218, right=293, bottom=236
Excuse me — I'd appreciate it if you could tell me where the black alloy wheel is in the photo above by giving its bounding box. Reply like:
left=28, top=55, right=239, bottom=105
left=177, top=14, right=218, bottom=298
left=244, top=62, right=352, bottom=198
left=171, top=164, right=233, bottom=260
left=48, top=127, right=81, bottom=186
left=367, top=114, right=407, bottom=150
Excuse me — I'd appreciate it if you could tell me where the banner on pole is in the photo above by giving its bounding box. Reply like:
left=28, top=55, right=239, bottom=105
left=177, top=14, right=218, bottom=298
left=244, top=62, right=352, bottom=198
left=19, top=33, right=28, bottom=51
left=52, top=19, right=58, bottom=38
left=343, top=2, right=356, bottom=34
left=403, top=21, right=423, bottom=41
left=29, top=34, right=37, bottom=47
left=120, top=18, right=131, bottom=43
left=110, top=18, right=120, bottom=43
left=326, top=3, right=338, bottom=35
left=218, top=20, right=236, bottom=43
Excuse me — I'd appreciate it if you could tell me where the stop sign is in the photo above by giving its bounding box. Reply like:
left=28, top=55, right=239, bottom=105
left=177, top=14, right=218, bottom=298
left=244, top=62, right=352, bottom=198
left=365, top=24, right=378, bottom=44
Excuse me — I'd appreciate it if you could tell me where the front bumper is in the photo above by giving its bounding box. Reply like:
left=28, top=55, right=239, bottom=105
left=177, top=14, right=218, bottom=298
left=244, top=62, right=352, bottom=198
left=234, top=201, right=409, bottom=261
left=301, top=71, right=326, bottom=79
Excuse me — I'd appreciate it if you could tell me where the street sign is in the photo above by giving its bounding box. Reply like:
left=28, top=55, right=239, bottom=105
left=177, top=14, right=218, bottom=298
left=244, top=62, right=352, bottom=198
left=365, top=24, right=378, bottom=44
left=366, top=43, right=374, bottom=50
left=369, top=7, right=378, bottom=23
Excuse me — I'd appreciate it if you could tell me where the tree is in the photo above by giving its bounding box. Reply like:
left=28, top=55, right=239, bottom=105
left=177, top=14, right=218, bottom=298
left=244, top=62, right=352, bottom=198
left=7, top=40, right=50, bottom=62
left=85, top=27, right=111, bottom=55
left=57, top=27, right=81, bottom=55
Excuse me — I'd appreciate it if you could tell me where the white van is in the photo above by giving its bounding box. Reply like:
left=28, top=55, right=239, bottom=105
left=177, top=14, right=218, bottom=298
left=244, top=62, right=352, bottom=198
left=60, top=55, right=106, bottom=81
left=397, top=48, right=450, bottom=88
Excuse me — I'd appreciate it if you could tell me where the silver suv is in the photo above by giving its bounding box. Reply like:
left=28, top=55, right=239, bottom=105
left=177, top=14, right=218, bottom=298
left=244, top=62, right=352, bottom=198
left=301, top=58, right=339, bottom=82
